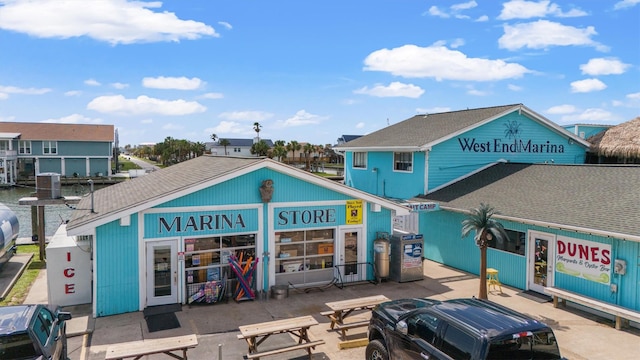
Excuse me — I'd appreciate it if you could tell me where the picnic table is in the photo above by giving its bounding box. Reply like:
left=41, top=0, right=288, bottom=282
left=104, top=334, right=198, bottom=360
left=321, top=294, right=390, bottom=340
left=237, top=315, right=325, bottom=359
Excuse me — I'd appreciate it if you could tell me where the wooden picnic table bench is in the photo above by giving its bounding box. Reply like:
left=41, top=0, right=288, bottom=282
left=104, top=334, right=198, bottom=360
left=237, top=315, right=325, bottom=359
left=322, top=294, right=390, bottom=340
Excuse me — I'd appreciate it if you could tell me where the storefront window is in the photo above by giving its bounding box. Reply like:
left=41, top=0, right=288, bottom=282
left=184, top=234, right=256, bottom=303
left=275, top=229, right=335, bottom=286
left=488, top=229, right=525, bottom=256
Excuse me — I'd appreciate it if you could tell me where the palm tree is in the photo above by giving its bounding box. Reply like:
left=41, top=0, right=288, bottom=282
left=286, top=140, right=301, bottom=165
left=303, top=143, right=315, bottom=170
left=210, top=133, right=218, bottom=142
left=272, top=143, right=288, bottom=162
left=219, top=139, right=230, bottom=155
left=250, top=140, right=270, bottom=157
left=461, top=203, right=506, bottom=300
left=253, top=122, right=262, bottom=141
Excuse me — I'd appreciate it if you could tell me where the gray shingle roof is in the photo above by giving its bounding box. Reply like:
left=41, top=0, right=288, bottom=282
left=336, top=104, right=522, bottom=149
left=419, top=163, right=640, bottom=239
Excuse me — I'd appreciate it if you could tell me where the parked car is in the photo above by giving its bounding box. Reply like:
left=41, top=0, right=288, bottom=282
left=367, top=297, right=565, bottom=360
left=0, top=304, right=72, bottom=360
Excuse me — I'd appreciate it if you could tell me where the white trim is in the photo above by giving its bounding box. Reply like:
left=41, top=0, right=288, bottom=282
left=336, top=146, right=422, bottom=152
left=428, top=159, right=507, bottom=194
left=423, top=150, right=429, bottom=194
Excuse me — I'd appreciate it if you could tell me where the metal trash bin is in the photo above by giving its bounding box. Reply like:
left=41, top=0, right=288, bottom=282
left=271, top=285, right=289, bottom=300
left=374, top=238, right=390, bottom=281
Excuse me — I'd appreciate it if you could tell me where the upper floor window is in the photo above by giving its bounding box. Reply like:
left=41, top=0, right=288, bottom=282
left=353, top=152, right=367, bottom=169
left=19, top=140, right=31, bottom=154
left=394, top=152, right=412, bottom=172
left=43, top=141, right=57, bottom=154
left=0, top=141, right=9, bottom=151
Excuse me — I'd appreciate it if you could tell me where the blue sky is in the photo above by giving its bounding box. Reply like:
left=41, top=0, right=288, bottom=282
left=0, top=0, right=638, bottom=147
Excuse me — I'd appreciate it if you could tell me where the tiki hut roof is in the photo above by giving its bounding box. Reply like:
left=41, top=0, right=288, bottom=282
left=588, top=117, right=640, bottom=158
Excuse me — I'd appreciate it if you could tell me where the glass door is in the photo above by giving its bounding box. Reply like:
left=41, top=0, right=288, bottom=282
left=528, top=231, right=555, bottom=293
left=146, top=239, right=178, bottom=306
left=338, top=228, right=365, bottom=283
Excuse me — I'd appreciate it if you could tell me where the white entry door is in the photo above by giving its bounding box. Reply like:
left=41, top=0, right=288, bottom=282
left=528, top=231, right=555, bottom=294
left=146, top=240, right=178, bottom=306
left=337, top=228, right=365, bottom=283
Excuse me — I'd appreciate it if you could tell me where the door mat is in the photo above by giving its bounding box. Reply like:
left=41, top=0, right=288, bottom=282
left=143, top=303, right=182, bottom=317
left=518, top=290, right=552, bottom=303
left=145, top=312, right=181, bottom=333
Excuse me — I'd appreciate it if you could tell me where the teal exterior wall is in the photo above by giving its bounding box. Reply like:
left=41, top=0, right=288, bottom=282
left=89, top=158, right=109, bottom=176
left=420, top=210, right=640, bottom=312
left=428, top=112, right=587, bottom=190
left=59, top=141, right=111, bottom=156
left=95, top=215, right=140, bottom=316
left=65, top=158, right=86, bottom=176
left=563, top=124, right=609, bottom=140
left=14, top=140, right=111, bottom=177
left=38, top=158, right=62, bottom=174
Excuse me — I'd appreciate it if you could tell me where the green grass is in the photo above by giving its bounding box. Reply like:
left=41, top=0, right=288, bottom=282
left=115, top=156, right=142, bottom=172
left=0, top=245, right=45, bottom=306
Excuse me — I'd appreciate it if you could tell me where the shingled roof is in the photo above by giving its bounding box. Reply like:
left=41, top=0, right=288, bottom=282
left=419, top=163, right=640, bottom=241
left=66, top=155, right=410, bottom=234
left=0, top=122, right=114, bottom=142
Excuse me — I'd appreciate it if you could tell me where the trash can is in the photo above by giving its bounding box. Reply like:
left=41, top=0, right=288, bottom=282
left=374, top=238, right=390, bottom=281
left=271, top=285, right=289, bottom=300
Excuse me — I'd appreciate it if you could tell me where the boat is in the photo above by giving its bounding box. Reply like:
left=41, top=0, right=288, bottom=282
left=0, top=203, right=19, bottom=269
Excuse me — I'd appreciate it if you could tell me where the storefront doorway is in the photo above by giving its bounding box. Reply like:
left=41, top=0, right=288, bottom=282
left=146, top=239, right=178, bottom=306
left=337, top=228, right=365, bottom=283
left=528, top=231, right=555, bottom=293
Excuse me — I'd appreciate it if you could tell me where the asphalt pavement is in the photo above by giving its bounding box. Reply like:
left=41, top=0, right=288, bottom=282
left=3, top=251, right=640, bottom=360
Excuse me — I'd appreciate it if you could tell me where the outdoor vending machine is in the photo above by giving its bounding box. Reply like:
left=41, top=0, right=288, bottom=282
left=389, top=233, right=424, bottom=282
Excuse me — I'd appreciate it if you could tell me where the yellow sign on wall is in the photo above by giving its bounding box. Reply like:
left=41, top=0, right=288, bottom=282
left=346, top=200, right=363, bottom=225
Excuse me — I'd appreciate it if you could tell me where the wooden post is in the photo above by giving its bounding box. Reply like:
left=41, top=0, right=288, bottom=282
left=37, top=205, right=45, bottom=261
left=31, top=205, right=38, bottom=243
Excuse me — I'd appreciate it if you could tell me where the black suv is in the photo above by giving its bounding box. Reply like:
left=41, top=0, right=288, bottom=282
left=0, top=304, right=72, bottom=360
left=367, top=297, right=565, bottom=360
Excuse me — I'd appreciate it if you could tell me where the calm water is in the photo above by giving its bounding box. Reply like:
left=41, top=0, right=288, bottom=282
left=0, top=184, right=106, bottom=239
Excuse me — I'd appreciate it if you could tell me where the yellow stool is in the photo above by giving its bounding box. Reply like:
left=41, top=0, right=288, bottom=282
left=487, top=268, right=502, bottom=293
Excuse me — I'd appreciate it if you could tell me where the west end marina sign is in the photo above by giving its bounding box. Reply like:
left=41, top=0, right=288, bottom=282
left=457, top=120, right=566, bottom=154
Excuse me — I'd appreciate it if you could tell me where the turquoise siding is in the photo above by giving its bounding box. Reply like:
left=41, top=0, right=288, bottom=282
left=59, top=141, right=111, bottom=156
left=420, top=210, right=640, bottom=312
left=158, top=168, right=351, bottom=208
left=96, top=215, right=140, bottom=316
left=65, top=158, right=86, bottom=176
left=429, top=112, right=587, bottom=190
left=346, top=151, right=426, bottom=199
left=144, top=209, right=259, bottom=238
left=38, top=158, right=62, bottom=174
left=564, top=125, right=608, bottom=140
left=89, top=158, right=109, bottom=176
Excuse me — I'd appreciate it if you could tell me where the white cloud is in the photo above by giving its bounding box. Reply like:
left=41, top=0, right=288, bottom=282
left=200, top=92, right=224, bottom=99
left=450, top=38, right=465, bottom=48
left=111, top=82, right=129, bottom=89
left=427, top=6, right=450, bottom=18
left=570, top=78, right=607, bottom=93
left=218, top=111, right=274, bottom=121
left=354, top=82, right=425, bottom=98
left=41, top=113, right=103, bottom=124
left=87, top=95, right=206, bottom=115
left=0, top=115, right=16, bottom=121
left=84, top=79, right=101, bottom=86
left=498, top=0, right=587, bottom=20
left=451, top=1, right=477, bottom=11
left=141, top=119, right=153, bottom=124
left=467, top=87, right=489, bottom=96
left=417, top=107, right=452, bottom=114
left=546, top=104, right=577, bottom=114
left=507, top=84, right=523, bottom=91
left=580, top=58, right=631, bottom=75
left=559, top=108, right=616, bottom=123
left=206, top=121, right=248, bottom=135
left=475, top=15, right=489, bottom=22
left=64, top=90, right=82, bottom=96
left=499, top=20, right=607, bottom=51
left=0, top=85, right=51, bottom=94
left=614, top=0, right=640, bottom=10
left=142, top=76, right=204, bottom=90
left=426, top=1, right=478, bottom=19
left=364, top=44, right=530, bottom=81
left=355, top=122, right=365, bottom=129
left=0, top=93, right=8, bottom=100
left=274, top=110, right=326, bottom=127
left=218, top=21, right=232, bottom=30
left=162, top=123, right=184, bottom=131
left=628, top=92, right=640, bottom=100
left=0, top=0, right=217, bottom=45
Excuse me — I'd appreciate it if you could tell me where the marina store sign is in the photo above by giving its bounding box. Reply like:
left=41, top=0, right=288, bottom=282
left=457, top=120, right=565, bottom=154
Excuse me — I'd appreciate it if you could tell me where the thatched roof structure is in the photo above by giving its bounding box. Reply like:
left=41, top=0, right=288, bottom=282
left=589, top=117, right=640, bottom=158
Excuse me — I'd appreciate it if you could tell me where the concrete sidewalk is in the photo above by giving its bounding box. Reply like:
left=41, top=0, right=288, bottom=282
left=10, top=255, right=640, bottom=359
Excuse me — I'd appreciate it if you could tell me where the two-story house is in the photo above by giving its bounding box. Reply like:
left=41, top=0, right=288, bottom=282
left=0, top=122, right=114, bottom=185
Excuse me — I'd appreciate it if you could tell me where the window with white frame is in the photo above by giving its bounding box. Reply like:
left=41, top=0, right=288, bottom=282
left=43, top=141, right=57, bottom=154
left=394, top=152, right=413, bottom=171
left=0, top=141, right=8, bottom=151
left=19, top=140, right=31, bottom=154
left=353, top=152, right=367, bottom=168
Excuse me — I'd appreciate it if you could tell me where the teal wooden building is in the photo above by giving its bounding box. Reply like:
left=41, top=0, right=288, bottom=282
left=66, top=156, right=409, bottom=317
left=337, top=104, right=640, bottom=318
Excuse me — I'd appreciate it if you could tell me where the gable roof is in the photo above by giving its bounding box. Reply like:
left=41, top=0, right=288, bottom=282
left=0, top=122, right=114, bottom=142
left=419, top=162, right=640, bottom=241
left=66, top=155, right=409, bottom=235
left=338, top=135, right=362, bottom=143
left=336, top=104, right=589, bottom=151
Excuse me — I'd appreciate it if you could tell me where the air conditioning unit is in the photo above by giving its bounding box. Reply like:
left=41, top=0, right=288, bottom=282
left=36, top=173, right=62, bottom=199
